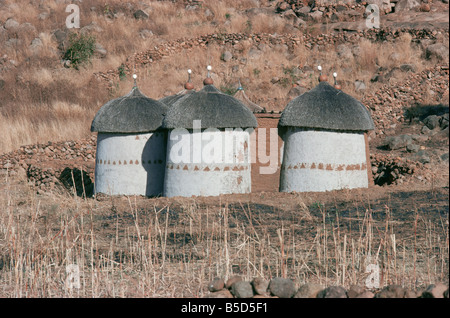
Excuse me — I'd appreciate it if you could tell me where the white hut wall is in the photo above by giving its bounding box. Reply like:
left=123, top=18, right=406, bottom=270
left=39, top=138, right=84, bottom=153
left=164, top=128, right=252, bottom=197
left=279, top=127, right=369, bottom=192
left=94, top=131, right=167, bottom=196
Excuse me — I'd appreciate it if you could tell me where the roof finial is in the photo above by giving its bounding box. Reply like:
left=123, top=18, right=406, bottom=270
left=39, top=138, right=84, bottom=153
left=318, top=65, right=328, bottom=82
left=184, top=69, right=194, bottom=90
left=333, top=72, right=341, bottom=89
left=237, top=79, right=243, bottom=91
left=133, top=74, right=138, bottom=88
left=203, top=65, right=214, bottom=85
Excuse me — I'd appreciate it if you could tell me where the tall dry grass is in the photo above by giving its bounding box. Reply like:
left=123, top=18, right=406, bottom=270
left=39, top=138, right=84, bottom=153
left=0, top=174, right=448, bottom=297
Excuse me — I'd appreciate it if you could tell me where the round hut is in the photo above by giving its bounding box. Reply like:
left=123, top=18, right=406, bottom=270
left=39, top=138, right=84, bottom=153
left=278, top=71, right=374, bottom=192
left=91, top=75, right=168, bottom=197
left=162, top=66, right=258, bottom=197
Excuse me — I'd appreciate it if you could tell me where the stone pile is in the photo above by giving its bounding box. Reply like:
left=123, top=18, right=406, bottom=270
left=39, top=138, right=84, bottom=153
left=363, top=65, right=449, bottom=137
left=0, top=135, right=96, bottom=195
left=205, top=276, right=449, bottom=298
left=276, top=0, right=368, bottom=23
left=370, top=153, right=426, bottom=186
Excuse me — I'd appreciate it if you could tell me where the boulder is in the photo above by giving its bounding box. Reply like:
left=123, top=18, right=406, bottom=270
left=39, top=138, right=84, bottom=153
left=294, top=283, right=324, bottom=298
left=395, top=0, right=421, bottom=11
left=134, top=9, right=149, bottom=20
left=347, top=285, right=366, bottom=298
left=268, top=278, right=296, bottom=298
left=423, top=115, right=441, bottom=130
left=411, top=150, right=431, bottom=164
left=230, top=281, right=254, bottom=298
left=375, top=285, right=407, bottom=298
left=421, top=283, right=448, bottom=298
left=221, top=50, right=233, bottom=62
left=251, top=277, right=269, bottom=295
left=354, top=80, right=366, bottom=91
left=384, top=134, right=413, bottom=150
left=208, top=277, right=225, bottom=292
left=4, top=18, right=19, bottom=30
left=317, top=286, right=348, bottom=298
left=225, top=275, right=242, bottom=289
left=355, top=291, right=375, bottom=298
left=308, top=11, right=323, bottom=22
left=425, top=43, right=450, bottom=61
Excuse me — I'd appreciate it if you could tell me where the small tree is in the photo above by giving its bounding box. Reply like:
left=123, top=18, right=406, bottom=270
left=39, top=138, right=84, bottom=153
left=63, top=32, right=96, bottom=69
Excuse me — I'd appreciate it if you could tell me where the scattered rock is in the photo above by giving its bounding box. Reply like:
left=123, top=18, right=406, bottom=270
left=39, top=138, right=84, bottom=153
left=354, top=80, right=366, bottom=91
left=94, top=43, right=107, bottom=58
left=80, top=22, right=103, bottom=34
left=375, top=284, right=407, bottom=298
left=4, top=18, right=19, bottom=30
left=395, top=0, right=421, bottom=12
left=308, top=11, right=323, bottom=22
left=53, top=29, right=67, bottom=43
left=439, top=114, right=449, bottom=129
left=347, top=285, right=366, bottom=298
left=208, top=277, right=225, bottom=292
left=139, top=29, right=153, bottom=39
left=336, top=44, right=354, bottom=60
left=355, top=291, right=375, bottom=298
left=425, top=43, right=449, bottom=61
left=384, top=134, right=413, bottom=150
left=399, top=64, right=417, bottom=73
left=221, top=50, right=233, bottom=62
left=251, top=277, right=269, bottom=295
left=423, top=115, right=441, bottom=130
left=134, top=9, right=149, bottom=20
left=406, top=143, right=420, bottom=153
left=294, top=283, right=324, bottom=298
left=421, top=283, right=448, bottom=298
left=268, top=277, right=296, bottom=298
left=230, top=281, right=254, bottom=298
left=419, top=3, right=431, bottom=12
left=225, top=275, right=242, bottom=289
left=317, top=286, right=348, bottom=298
left=411, top=150, right=431, bottom=164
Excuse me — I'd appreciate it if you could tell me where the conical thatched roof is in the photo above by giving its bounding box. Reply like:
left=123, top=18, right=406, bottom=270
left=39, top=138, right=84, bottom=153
left=279, top=81, right=374, bottom=131
left=91, top=86, right=167, bottom=133
left=159, top=89, right=195, bottom=107
left=233, top=86, right=265, bottom=113
left=162, top=84, right=258, bottom=129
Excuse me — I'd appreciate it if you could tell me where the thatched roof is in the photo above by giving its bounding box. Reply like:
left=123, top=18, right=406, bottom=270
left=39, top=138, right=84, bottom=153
left=91, top=86, right=167, bottom=133
left=233, top=86, right=265, bottom=113
left=159, top=89, right=195, bottom=107
left=279, top=81, right=374, bottom=131
left=162, top=84, right=258, bottom=129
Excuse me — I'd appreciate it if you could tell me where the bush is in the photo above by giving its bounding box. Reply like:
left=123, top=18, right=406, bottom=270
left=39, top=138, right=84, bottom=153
left=63, top=32, right=96, bottom=69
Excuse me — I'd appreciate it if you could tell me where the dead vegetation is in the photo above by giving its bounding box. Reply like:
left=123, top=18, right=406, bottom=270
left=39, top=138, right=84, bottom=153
left=0, top=171, right=448, bottom=297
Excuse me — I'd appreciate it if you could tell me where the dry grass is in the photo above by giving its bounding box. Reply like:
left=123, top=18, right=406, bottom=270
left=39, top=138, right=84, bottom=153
left=0, top=174, right=448, bottom=297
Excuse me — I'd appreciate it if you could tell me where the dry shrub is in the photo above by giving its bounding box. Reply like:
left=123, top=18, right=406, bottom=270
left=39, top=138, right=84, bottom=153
left=355, top=38, right=378, bottom=73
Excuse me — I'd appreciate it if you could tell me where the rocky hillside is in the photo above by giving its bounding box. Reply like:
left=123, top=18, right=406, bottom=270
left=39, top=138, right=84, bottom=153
left=0, top=0, right=448, bottom=192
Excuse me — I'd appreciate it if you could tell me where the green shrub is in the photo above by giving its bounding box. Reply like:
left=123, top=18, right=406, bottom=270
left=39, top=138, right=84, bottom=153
left=63, top=32, right=96, bottom=69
